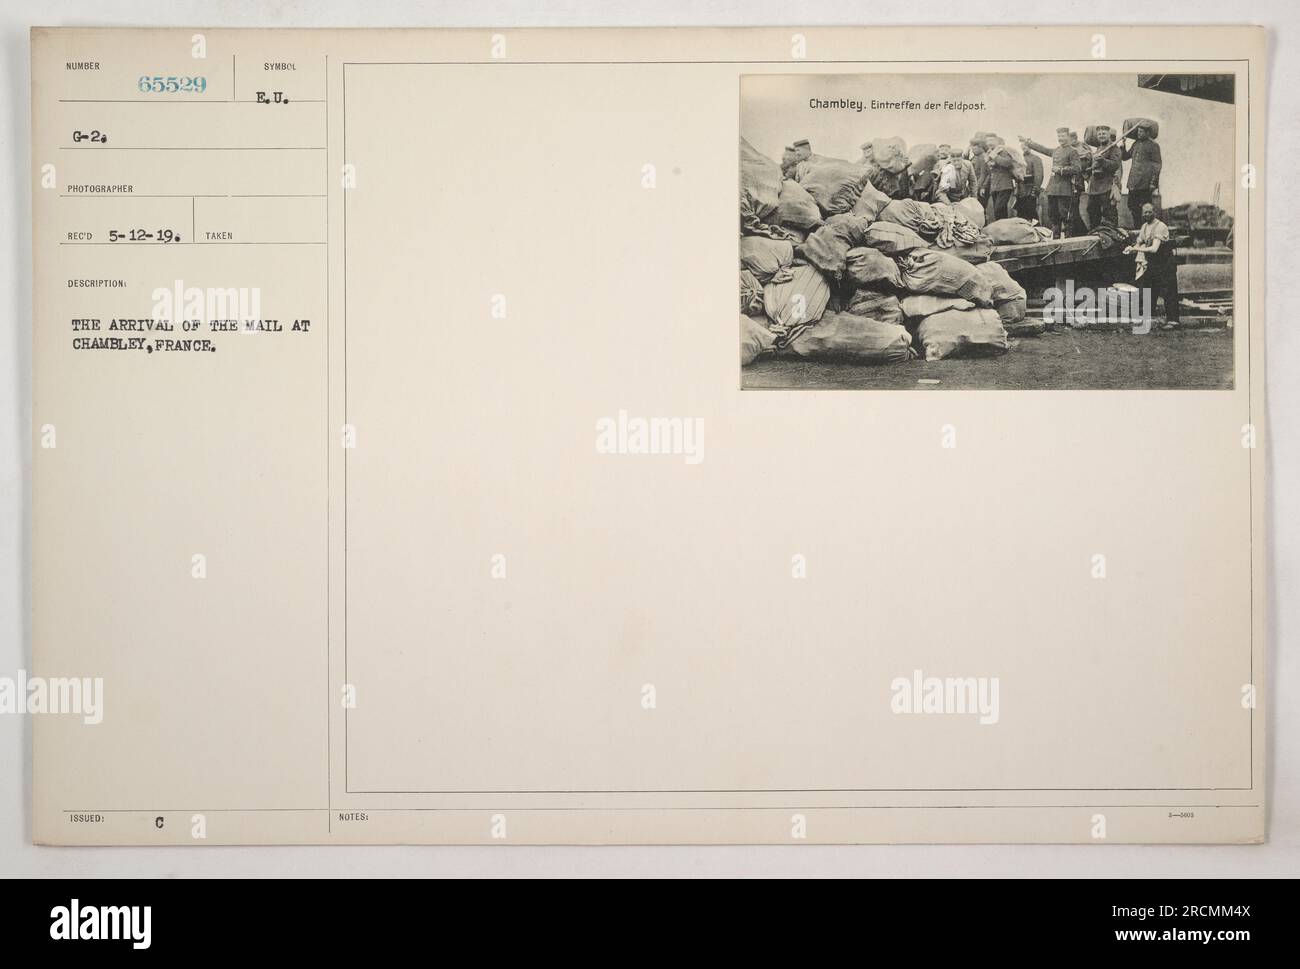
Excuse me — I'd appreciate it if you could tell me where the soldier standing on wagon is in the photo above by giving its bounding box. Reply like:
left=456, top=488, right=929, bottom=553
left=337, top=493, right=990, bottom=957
left=1085, top=125, right=1123, bottom=230
left=1017, top=150, right=1044, bottom=222
left=1020, top=128, right=1083, bottom=239
left=1122, top=123, right=1163, bottom=225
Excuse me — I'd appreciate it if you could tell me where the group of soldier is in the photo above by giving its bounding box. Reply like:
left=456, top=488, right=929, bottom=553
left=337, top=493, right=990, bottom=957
left=1019, top=122, right=1163, bottom=240
left=779, top=121, right=1163, bottom=242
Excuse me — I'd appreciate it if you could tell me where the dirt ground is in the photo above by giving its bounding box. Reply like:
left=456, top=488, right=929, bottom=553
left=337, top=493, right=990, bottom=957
left=742, top=326, right=1234, bottom=391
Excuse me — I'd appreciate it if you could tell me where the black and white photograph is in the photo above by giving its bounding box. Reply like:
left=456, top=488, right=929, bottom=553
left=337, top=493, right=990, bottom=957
left=740, top=72, right=1237, bottom=390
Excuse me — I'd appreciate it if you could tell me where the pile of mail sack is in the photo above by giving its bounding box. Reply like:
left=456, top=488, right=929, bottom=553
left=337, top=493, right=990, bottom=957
left=740, top=138, right=1044, bottom=365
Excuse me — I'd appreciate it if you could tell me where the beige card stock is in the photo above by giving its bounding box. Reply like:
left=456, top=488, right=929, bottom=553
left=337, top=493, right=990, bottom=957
left=31, top=26, right=1266, bottom=844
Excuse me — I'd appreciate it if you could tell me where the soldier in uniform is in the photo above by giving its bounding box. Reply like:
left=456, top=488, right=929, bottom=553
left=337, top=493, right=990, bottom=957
left=1085, top=125, right=1123, bottom=230
left=1021, top=127, right=1083, bottom=239
left=1122, top=123, right=1163, bottom=226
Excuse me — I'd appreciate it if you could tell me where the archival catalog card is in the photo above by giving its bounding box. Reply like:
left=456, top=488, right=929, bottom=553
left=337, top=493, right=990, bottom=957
left=30, top=26, right=1267, bottom=845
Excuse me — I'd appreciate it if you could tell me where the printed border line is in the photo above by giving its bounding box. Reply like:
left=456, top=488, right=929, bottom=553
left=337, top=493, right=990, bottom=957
left=341, top=59, right=1247, bottom=65
left=339, top=57, right=1255, bottom=798
left=325, top=52, right=332, bottom=834
left=63, top=804, right=1260, bottom=813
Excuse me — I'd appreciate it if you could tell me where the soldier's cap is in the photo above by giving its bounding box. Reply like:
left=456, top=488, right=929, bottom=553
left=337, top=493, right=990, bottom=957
left=1055, top=126, right=1070, bottom=135
left=793, top=139, right=811, bottom=148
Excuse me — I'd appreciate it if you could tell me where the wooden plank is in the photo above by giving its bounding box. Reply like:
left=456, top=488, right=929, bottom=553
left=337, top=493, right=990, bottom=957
left=991, top=236, right=1099, bottom=260
left=991, top=235, right=1116, bottom=274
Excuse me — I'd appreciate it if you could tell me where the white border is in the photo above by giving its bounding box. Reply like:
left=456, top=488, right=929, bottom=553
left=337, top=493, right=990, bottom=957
left=2, top=0, right=1295, bottom=877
